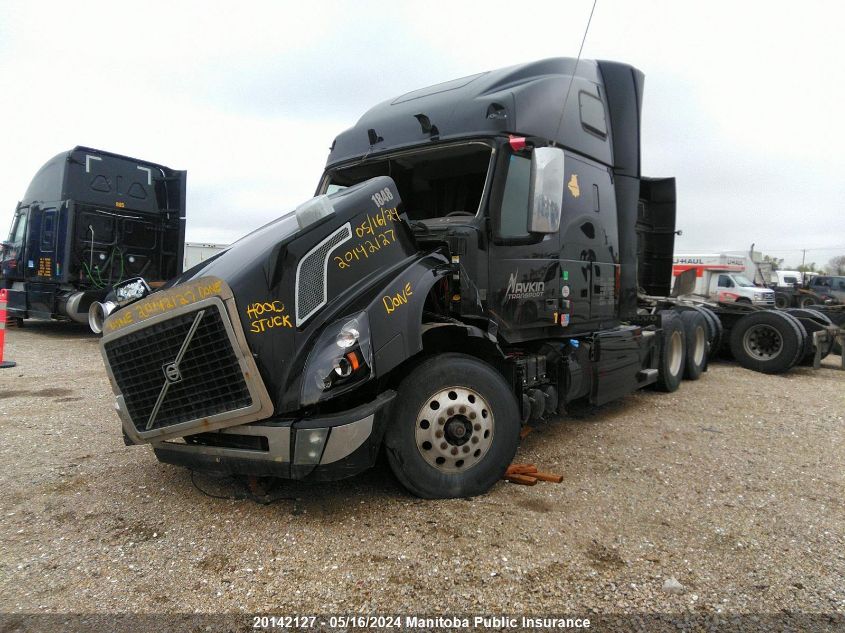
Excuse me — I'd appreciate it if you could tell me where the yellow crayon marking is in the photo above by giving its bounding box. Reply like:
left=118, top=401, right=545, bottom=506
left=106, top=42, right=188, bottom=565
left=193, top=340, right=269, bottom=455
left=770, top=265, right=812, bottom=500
left=382, top=282, right=413, bottom=315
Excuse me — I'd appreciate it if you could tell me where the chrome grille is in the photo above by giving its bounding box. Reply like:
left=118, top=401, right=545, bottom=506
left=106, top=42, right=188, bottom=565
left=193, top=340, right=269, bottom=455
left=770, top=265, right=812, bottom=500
left=295, top=223, right=351, bottom=326
left=103, top=305, right=253, bottom=432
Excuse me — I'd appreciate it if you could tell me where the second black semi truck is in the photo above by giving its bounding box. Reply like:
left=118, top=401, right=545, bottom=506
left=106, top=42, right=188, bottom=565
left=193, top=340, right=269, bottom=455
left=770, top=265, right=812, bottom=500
left=94, top=59, right=771, bottom=498
left=1, top=147, right=186, bottom=330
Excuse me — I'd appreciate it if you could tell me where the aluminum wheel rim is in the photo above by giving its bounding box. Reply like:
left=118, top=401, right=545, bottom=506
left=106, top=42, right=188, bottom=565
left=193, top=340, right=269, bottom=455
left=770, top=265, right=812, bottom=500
left=668, top=330, right=683, bottom=376
left=742, top=324, right=783, bottom=360
left=693, top=326, right=706, bottom=365
left=415, top=386, right=494, bottom=474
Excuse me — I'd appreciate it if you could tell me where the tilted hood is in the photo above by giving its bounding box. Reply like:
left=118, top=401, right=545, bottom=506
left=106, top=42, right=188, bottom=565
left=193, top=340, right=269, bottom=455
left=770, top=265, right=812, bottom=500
left=104, top=176, right=429, bottom=422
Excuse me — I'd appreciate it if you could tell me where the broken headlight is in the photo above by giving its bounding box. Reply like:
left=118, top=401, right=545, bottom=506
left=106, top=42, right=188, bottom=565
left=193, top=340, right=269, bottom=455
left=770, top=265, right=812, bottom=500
left=300, top=312, right=373, bottom=406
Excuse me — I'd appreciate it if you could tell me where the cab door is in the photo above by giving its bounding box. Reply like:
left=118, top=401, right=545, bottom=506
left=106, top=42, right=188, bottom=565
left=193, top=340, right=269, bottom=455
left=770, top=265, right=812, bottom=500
left=713, top=273, right=737, bottom=302
left=488, top=150, right=560, bottom=342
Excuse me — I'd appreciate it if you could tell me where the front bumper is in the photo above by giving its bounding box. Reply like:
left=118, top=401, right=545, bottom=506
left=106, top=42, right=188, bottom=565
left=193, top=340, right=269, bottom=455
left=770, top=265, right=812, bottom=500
left=152, top=390, right=396, bottom=481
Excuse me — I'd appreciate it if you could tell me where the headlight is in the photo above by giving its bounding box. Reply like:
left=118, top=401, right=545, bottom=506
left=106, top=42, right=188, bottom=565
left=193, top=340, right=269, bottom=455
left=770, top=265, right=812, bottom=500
left=336, top=320, right=360, bottom=349
left=300, top=312, right=373, bottom=406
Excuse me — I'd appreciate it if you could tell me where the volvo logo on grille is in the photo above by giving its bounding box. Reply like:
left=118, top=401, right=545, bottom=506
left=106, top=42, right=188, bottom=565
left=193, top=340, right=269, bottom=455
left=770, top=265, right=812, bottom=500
left=163, top=362, right=183, bottom=384
left=145, top=309, right=206, bottom=431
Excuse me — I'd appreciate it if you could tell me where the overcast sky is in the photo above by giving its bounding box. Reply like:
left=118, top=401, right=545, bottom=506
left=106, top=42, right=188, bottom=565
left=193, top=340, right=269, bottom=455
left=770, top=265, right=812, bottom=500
left=1, top=0, right=843, bottom=270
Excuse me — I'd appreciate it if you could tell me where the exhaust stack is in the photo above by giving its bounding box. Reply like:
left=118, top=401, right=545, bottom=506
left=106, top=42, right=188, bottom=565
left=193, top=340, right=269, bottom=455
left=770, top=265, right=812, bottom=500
left=88, top=300, right=118, bottom=334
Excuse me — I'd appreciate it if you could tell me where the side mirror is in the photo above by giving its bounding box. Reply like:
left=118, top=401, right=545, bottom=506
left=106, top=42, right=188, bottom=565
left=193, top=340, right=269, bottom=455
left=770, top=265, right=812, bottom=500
left=527, top=147, right=564, bottom=234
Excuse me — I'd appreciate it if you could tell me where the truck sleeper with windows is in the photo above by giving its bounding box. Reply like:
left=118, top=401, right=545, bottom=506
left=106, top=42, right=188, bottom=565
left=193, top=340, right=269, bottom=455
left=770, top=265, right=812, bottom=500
left=1, top=147, right=186, bottom=330
left=96, top=58, right=720, bottom=498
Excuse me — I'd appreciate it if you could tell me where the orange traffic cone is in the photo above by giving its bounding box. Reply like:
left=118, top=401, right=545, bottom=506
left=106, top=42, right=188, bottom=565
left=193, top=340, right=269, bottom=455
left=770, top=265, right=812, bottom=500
left=0, top=289, right=17, bottom=368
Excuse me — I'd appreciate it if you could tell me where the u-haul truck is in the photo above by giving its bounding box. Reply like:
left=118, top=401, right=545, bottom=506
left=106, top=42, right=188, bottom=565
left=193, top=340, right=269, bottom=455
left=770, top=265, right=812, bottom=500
left=672, top=254, right=775, bottom=306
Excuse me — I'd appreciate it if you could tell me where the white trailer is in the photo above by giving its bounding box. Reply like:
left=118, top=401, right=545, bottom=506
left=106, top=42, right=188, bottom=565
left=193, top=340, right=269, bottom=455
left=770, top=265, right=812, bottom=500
left=771, top=270, right=804, bottom=287
left=183, top=242, right=228, bottom=270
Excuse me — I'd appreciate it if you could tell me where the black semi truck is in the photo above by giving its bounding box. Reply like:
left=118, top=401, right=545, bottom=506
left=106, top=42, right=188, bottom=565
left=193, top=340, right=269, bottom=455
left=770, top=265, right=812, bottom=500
left=94, top=58, right=792, bottom=498
left=1, top=147, right=186, bottom=329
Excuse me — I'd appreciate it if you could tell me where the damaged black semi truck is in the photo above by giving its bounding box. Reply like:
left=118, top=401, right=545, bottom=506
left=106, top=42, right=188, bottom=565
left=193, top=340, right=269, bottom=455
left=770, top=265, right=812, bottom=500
left=0, top=147, right=186, bottom=330
left=98, top=58, right=707, bottom=498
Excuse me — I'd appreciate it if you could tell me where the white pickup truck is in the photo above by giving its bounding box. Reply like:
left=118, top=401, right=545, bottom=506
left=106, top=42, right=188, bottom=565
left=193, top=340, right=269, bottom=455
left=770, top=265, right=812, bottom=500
left=672, top=254, right=775, bottom=306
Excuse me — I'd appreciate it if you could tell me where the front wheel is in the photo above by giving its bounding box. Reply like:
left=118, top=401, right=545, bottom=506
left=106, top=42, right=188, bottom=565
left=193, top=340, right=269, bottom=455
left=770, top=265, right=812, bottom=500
left=385, top=353, right=521, bottom=499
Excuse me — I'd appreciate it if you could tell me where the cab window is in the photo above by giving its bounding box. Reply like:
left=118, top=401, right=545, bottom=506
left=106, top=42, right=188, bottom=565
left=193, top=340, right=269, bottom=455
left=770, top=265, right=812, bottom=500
left=718, top=274, right=733, bottom=288
left=323, top=143, right=492, bottom=221
left=498, top=155, right=531, bottom=239
left=40, top=210, right=56, bottom=251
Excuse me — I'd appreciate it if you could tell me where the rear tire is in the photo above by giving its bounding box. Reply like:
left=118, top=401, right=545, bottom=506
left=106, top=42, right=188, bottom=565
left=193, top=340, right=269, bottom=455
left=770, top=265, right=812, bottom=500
left=785, top=308, right=833, bottom=364
left=679, top=310, right=708, bottom=380
left=698, top=306, right=724, bottom=358
left=729, top=311, right=804, bottom=374
left=384, top=353, right=520, bottom=499
left=774, top=293, right=791, bottom=309
left=798, top=295, right=817, bottom=308
left=778, top=311, right=810, bottom=366
left=654, top=310, right=686, bottom=392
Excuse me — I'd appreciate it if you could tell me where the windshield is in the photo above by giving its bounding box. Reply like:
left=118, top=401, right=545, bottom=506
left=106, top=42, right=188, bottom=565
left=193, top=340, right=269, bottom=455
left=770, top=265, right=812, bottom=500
left=9, top=212, right=26, bottom=244
left=734, top=275, right=756, bottom=287
left=323, top=143, right=493, bottom=222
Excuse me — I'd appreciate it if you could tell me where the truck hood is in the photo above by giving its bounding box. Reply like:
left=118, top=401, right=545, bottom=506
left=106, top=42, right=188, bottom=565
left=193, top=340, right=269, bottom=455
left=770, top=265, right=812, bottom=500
left=104, top=176, right=422, bottom=420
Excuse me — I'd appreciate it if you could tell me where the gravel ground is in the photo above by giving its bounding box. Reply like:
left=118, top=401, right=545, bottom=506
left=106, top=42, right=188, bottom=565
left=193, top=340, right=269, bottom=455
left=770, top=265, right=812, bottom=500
left=0, top=321, right=843, bottom=619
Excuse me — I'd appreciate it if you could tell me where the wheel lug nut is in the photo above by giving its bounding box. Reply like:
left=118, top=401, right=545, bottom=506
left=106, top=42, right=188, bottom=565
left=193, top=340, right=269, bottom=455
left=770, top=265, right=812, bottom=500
left=463, top=446, right=470, bottom=453
left=439, top=418, right=446, bottom=425
left=471, top=436, right=479, bottom=444
left=474, top=423, right=481, bottom=431
left=447, top=407, right=454, bottom=415
left=459, top=406, right=466, bottom=413
left=435, top=430, right=443, bottom=438
left=451, top=447, right=458, bottom=455
left=440, top=442, right=448, bottom=450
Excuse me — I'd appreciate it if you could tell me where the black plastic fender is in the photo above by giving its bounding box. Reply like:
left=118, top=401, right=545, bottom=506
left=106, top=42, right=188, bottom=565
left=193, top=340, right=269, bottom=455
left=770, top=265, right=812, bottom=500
left=364, top=253, right=451, bottom=377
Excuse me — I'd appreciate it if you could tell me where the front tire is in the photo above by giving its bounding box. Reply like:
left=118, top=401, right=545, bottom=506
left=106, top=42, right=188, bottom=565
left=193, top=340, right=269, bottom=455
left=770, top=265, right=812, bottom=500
left=384, top=353, right=520, bottom=499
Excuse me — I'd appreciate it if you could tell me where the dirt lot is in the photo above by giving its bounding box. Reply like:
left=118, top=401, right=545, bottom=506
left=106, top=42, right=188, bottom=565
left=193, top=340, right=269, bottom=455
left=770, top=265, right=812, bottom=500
left=0, top=321, right=843, bottom=620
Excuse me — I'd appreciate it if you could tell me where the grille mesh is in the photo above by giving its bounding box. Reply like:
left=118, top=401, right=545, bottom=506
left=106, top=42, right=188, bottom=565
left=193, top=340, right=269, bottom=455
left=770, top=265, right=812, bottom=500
left=104, top=306, right=252, bottom=432
left=296, top=224, right=351, bottom=324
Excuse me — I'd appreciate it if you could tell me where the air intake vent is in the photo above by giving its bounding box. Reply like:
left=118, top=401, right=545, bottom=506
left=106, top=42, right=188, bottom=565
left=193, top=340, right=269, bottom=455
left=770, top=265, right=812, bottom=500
left=295, top=223, right=352, bottom=326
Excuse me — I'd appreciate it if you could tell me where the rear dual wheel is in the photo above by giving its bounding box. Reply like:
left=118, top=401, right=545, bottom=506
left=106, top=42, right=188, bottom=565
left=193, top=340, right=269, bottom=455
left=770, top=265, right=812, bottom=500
left=679, top=310, right=708, bottom=380
left=729, top=310, right=804, bottom=374
left=654, top=310, right=686, bottom=392
left=785, top=308, right=834, bottom=365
